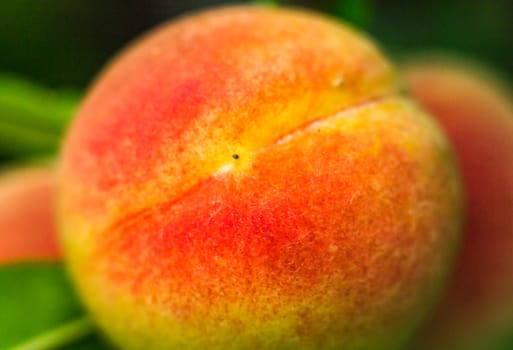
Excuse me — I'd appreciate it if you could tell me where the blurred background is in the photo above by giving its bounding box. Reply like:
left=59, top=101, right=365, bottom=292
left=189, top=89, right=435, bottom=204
left=0, top=1, right=512, bottom=349
left=0, top=0, right=512, bottom=165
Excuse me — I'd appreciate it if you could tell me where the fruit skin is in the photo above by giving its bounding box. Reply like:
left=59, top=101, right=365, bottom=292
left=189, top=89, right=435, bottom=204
left=59, top=6, right=462, bottom=350
left=0, top=167, right=59, bottom=264
left=405, top=57, right=513, bottom=350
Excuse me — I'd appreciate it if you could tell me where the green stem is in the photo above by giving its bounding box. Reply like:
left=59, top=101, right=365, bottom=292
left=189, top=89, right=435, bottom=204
left=8, top=317, right=95, bottom=350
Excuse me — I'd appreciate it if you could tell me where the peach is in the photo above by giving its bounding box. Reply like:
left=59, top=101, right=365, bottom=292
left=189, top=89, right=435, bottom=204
left=0, top=166, right=59, bottom=264
left=59, top=6, right=462, bottom=350
left=405, top=57, right=513, bottom=349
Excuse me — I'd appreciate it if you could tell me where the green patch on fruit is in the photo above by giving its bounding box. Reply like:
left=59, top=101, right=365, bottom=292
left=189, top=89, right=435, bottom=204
left=0, top=262, right=110, bottom=350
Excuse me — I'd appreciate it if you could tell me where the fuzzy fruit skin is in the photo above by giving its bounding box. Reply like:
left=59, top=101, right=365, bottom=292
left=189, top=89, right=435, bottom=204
left=0, top=167, right=59, bottom=264
left=406, top=59, right=513, bottom=350
left=59, top=6, right=462, bottom=350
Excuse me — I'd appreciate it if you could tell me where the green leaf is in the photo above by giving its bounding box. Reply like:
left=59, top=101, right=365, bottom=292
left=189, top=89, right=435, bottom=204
left=335, top=0, right=373, bottom=29
left=0, top=262, right=111, bottom=349
left=0, top=74, right=81, bottom=161
left=61, top=333, right=111, bottom=350
left=252, top=0, right=281, bottom=7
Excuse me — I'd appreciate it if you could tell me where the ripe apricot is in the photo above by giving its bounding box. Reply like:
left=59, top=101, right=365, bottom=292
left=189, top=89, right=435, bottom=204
left=0, top=167, right=58, bottom=263
left=59, top=7, right=462, bottom=349
left=406, top=56, right=513, bottom=350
